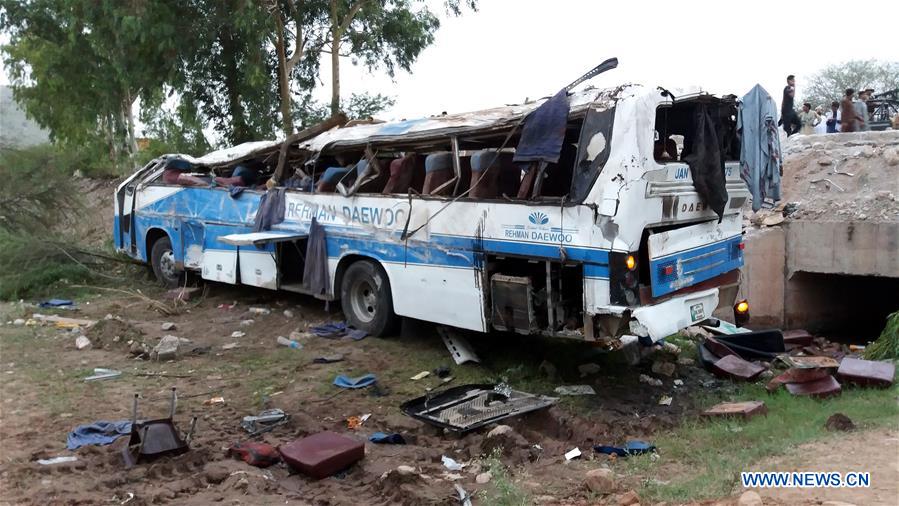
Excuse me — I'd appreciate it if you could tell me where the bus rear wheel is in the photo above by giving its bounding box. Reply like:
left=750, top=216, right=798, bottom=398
left=340, top=260, right=399, bottom=337
left=150, top=236, right=183, bottom=288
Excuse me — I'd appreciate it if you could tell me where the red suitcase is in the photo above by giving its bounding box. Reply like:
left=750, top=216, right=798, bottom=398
left=278, top=431, right=364, bottom=479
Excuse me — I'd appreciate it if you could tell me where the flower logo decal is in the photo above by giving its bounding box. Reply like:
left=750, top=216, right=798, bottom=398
left=528, top=211, right=549, bottom=225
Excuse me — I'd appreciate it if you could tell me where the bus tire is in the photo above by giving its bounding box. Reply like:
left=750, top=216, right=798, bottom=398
left=340, top=260, right=399, bottom=337
left=150, top=236, right=182, bottom=288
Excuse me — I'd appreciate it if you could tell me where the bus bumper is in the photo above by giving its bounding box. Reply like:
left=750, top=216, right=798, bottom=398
left=629, top=287, right=719, bottom=342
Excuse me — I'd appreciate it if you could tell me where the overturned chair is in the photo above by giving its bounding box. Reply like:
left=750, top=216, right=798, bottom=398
left=122, top=388, right=197, bottom=467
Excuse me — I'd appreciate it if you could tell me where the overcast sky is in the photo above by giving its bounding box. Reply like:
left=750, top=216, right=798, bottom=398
left=3, top=0, right=897, bottom=134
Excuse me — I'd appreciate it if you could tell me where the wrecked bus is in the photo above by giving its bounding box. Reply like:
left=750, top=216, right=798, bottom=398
left=114, top=84, right=749, bottom=346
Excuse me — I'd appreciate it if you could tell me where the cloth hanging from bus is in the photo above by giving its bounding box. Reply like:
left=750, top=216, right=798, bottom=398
left=737, top=84, right=782, bottom=211
left=252, top=188, right=286, bottom=232
left=683, top=105, right=728, bottom=221
left=513, top=89, right=571, bottom=164
left=303, top=217, right=329, bottom=296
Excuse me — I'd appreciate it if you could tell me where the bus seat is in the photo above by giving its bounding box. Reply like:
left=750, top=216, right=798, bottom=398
left=469, top=150, right=513, bottom=199
left=382, top=155, right=415, bottom=194
left=423, top=152, right=453, bottom=195
left=316, top=165, right=355, bottom=193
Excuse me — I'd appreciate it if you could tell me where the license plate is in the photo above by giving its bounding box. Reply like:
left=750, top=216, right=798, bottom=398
left=690, top=303, right=705, bottom=322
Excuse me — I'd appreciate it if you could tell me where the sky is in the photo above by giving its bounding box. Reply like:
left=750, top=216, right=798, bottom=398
left=2, top=0, right=898, bottom=136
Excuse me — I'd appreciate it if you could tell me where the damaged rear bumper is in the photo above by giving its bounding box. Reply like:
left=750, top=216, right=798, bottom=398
left=630, top=287, right=719, bottom=342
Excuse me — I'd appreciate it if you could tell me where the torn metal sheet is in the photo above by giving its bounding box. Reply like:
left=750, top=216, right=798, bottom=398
left=218, top=231, right=308, bottom=246
left=438, top=327, right=480, bottom=365
left=632, top=287, right=719, bottom=342
left=401, top=384, right=556, bottom=433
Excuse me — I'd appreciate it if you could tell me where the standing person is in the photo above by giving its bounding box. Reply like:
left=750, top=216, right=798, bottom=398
left=781, top=75, right=801, bottom=136
left=813, top=106, right=828, bottom=134
left=855, top=90, right=870, bottom=132
left=825, top=101, right=841, bottom=133
left=798, top=103, right=819, bottom=135
left=840, top=89, right=858, bottom=132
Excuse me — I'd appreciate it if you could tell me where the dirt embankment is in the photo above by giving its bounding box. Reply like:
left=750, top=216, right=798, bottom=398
left=778, top=131, right=899, bottom=223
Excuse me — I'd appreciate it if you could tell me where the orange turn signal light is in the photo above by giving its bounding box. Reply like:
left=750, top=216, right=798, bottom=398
left=625, top=255, right=636, bottom=271
left=735, top=300, right=749, bottom=314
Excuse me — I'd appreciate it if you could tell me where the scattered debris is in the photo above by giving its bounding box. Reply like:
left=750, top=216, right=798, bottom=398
left=241, top=409, right=288, bottom=433
left=312, top=354, right=344, bottom=364
left=231, top=331, right=246, bottom=338
left=554, top=385, right=596, bottom=396
left=782, top=329, right=814, bottom=347
left=673, top=379, right=684, bottom=386
left=433, top=365, right=451, bottom=378
left=276, top=336, right=302, bottom=349
left=346, top=413, right=371, bottom=430
left=33, top=314, right=97, bottom=328
left=658, top=395, right=673, bottom=406
left=67, top=420, right=133, bottom=450
left=476, top=471, right=492, bottom=484
left=785, top=376, right=842, bottom=398
left=333, top=374, right=377, bottom=389
left=442, top=455, right=465, bottom=471
left=455, top=484, right=473, bottom=506
left=248, top=307, right=271, bottom=315
left=39, top=299, right=75, bottom=308
left=638, top=374, right=663, bottom=387
left=84, top=368, right=122, bottom=381
left=166, top=286, right=201, bottom=302
left=825, top=413, right=855, bottom=432
left=279, top=432, right=364, bottom=479
left=766, top=367, right=831, bottom=392
left=438, top=326, right=480, bottom=364
left=310, top=321, right=367, bottom=340
left=221, top=342, right=238, bottom=350
left=651, top=360, right=676, bottom=377
left=122, top=389, right=197, bottom=467
left=711, top=355, right=766, bottom=381
left=784, top=356, right=839, bottom=369
left=836, top=357, right=895, bottom=387
left=283, top=309, right=294, bottom=318
left=401, top=384, right=556, bottom=432
left=369, top=432, right=406, bottom=444
left=203, top=396, right=226, bottom=406
left=410, top=371, right=430, bottom=381
left=578, top=363, right=601, bottom=377
left=227, top=442, right=281, bottom=467
left=75, top=335, right=92, bottom=350
left=564, top=447, right=582, bottom=461
left=594, top=440, right=656, bottom=457
left=160, top=322, right=176, bottom=331
left=240, top=319, right=254, bottom=327
left=12, top=318, right=25, bottom=326
left=37, top=456, right=78, bottom=465
left=702, top=401, right=767, bottom=420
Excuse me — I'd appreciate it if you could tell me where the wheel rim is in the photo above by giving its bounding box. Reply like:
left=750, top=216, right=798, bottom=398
left=348, top=277, right=377, bottom=324
left=159, top=249, right=178, bottom=281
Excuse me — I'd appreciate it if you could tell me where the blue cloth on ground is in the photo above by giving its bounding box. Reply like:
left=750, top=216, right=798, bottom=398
left=513, top=89, right=571, bottom=164
left=594, top=440, right=656, bottom=457
left=369, top=432, right=406, bottom=444
left=39, top=299, right=74, bottom=308
left=333, top=374, right=377, bottom=389
left=310, top=322, right=367, bottom=341
left=67, top=420, right=132, bottom=450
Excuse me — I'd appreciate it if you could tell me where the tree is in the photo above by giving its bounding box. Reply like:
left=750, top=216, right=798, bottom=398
left=803, top=60, right=899, bottom=108
left=1, top=0, right=195, bottom=169
left=295, top=91, right=395, bottom=128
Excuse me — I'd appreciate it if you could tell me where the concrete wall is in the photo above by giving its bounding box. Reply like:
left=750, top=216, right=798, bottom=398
left=740, top=227, right=786, bottom=327
left=786, top=220, right=899, bottom=277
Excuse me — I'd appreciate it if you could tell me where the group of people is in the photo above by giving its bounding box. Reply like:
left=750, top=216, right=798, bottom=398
left=780, top=74, right=873, bottom=136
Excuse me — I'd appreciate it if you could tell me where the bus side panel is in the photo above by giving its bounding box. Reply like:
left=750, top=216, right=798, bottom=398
left=239, top=244, right=278, bottom=289
left=201, top=224, right=240, bottom=284
left=181, top=220, right=206, bottom=269
left=383, top=262, right=487, bottom=332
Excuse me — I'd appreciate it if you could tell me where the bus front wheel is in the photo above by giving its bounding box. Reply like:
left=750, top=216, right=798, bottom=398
left=340, top=260, right=399, bottom=337
left=150, top=236, right=183, bottom=288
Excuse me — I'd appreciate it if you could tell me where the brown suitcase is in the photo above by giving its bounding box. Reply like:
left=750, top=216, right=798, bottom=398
left=278, top=431, right=364, bottom=479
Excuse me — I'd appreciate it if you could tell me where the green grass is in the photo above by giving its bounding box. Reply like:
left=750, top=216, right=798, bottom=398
left=481, top=449, right=532, bottom=506
left=622, top=382, right=899, bottom=502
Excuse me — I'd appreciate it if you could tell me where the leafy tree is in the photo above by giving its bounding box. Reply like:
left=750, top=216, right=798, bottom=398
left=1, top=0, right=195, bottom=170
left=802, top=60, right=899, bottom=108
left=295, top=91, right=395, bottom=128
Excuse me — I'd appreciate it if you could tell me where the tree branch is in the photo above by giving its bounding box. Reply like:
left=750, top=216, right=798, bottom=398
left=336, top=0, right=369, bottom=40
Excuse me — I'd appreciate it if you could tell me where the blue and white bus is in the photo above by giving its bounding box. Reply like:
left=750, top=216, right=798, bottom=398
left=114, top=84, right=749, bottom=346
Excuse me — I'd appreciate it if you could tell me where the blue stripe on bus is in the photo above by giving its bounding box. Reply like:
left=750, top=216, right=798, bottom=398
left=649, top=236, right=742, bottom=297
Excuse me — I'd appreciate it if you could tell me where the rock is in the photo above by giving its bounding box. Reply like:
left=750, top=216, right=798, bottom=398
left=662, top=341, right=680, bottom=355
left=203, top=463, right=230, bottom=484
left=153, top=335, right=180, bottom=360
left=13, top=318, right=25, bottom=326
left=584, top=468, right=616, bottom=495
left=239, top=319, right=254, bottom=327
left=230, top=331, right=245, bottom=338
left=825, top=413, right=855, bottom=431
left=283, top=309, right=294, bottom=318
left=639, top=374, right=663, bottom=387
left=737, top=490, right=763, bottom=506
left=161, top=322, right=176, bottom=331
left=681, top=326, right=712, bottom=339
left=476, top=472, right=491, bottom=484
left=677, top=357, right=695, bottom=366
left=578, top=363, right=601, bottom=377
left=75, top=336, right=92, bottom=350
left=617, top=490, right=640, bottom=506
left=651, top=361, right=676, bottom=377
left=817, top=158, right=833, bottom=165
left=759, top=370, right=775, bottom=380
left=248, top=307, right=270, bottom=315
left=487, top=425, right=513, bottom=438
left=395, top=465, right=416, bottom=476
